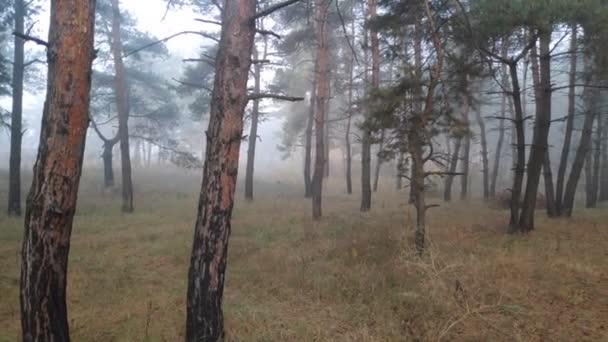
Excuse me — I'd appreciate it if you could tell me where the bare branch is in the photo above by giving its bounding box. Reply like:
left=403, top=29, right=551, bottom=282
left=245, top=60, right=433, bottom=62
left=172, top=77, right=213, bottom=92
left=253, top=0, right=302, bottom=20
left=13, top=31, right=48, bottom=47
left=247, top=93, right=304, bottom=102
left=124, top=31, right=218, bottom=58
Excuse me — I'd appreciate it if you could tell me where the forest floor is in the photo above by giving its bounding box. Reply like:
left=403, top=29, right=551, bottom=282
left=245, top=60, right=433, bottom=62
left=1, top=169, right=607, bottom=341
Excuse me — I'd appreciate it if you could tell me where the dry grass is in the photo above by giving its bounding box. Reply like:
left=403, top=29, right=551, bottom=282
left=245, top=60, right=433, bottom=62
left=0, top=169, right=607, bottom=341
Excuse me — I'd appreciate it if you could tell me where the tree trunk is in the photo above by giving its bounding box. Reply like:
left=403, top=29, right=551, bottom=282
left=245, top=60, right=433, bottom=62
left=475, top=108, right=490, bottom=199
left=361, top=0, right=379, bottom=211
left=111, top=0, right=134, bottom=213
left=311, top=0, right=329, bottom=219
left=589, top=114, right=602, bottom=207
left=8, top=0, right=25, bottom=216
left=555, top=25, right=578, bottom=213
left=396, top=152, right=404, bottom=190
left=304, top=78, right=315, bottom=198
left=600, top=113, right=608, bottom=202
left=519, top=30, right=552, bottom=231
left=460, top=113, right=470, bottom=200
left=490, top=94, right=506, bottom=198
left=103, top=141, right=115, bottom=187
left=185, top=1, right=255, bottom=340
left=245, top=46, right=263, bottom=201
left=373, top=129, right=385, bottom=192
left=20, top=1, right=96, bottom=340
left=345, top=16, right=355, bottom=195
left=507, top=61, right=526, bottom=233
left=444, top=138, right=461, bottom=201
left=585, top=147, right=595, bottom=208
left=530, top=43, right=557, bottom=217
left=324, top=112, right=330, bottom=178
left=562, top=78, right=598, bottom=216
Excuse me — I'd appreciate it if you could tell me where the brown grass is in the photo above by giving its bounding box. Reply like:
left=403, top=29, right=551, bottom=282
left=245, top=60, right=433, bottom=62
left=0, top=169, right=607, bottom=341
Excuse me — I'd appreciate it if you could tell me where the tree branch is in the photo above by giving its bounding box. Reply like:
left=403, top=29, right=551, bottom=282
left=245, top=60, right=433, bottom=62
left=253, top=0, right=302, bottom=20
left=247, top=93, right=304, bottom=102
left=13, top=31, right=48, bottom=47
left=124, top=31, right=219, bottom=58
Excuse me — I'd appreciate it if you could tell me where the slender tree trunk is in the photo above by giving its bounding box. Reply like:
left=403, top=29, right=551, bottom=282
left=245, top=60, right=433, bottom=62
left=312, top=0, right=329, bottom=219
left=589, top=115, right=602, bottom=207
left=556, top=25, right=578, bottom=213
left=373, top=129, right=385, bottom=192
left=444, top=138, right=461, bottom=201
left=361, top=0, right=379, bottom=211
left=324, top=112, right=330, bottom=178
left=519, top=30, right=553, bottom=231
left=20, top=1, right=96, bottom=340
left=396, top=152, right=404, bottom=190
left=345, top=17, right=355, bottom=195
left=600, top=113, right=608, bottom=202
left=111, top=0, right=134, bottom=213
left=507, top=61, right=526, bottom=233
left=585, top=147, right=595, bottom=207
left=490, top=94, right=506, bottom=198
left=304, top=78, right=315, bottom=198
left=185, top=1, right=255, bottom=340
left=530, top=43, right=557, bottom=217
left=475, top=108, right=490, bottom=199
left=103, top=141, right=115, bottom=187
left=8, top=0, right=25, bottom=216
left=245, top=47, right=262, bottom=201
left=562, top=78, right=598, bottom=216
left=460, top=98, right=471, bottom=200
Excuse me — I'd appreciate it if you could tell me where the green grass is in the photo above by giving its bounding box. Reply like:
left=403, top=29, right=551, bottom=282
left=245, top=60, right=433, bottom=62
left=1, top=169, right=607, bottom=341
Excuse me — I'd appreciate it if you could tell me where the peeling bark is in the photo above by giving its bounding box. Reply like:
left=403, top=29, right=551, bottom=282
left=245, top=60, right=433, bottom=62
left=20, top=1, right=96, bottom=340
left=186, top=1, right=256, bottom=340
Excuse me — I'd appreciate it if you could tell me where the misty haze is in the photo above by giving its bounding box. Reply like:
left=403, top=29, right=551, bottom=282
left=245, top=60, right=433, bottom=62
left=1, top=0, right=607, bottom=341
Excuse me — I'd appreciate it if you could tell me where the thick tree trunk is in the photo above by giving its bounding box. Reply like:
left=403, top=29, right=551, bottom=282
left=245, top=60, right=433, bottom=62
left=8, top=0, right=25, bottom=216
left=444, top=138, right=461, bottom=201
left=185, top=1, right=255, bottom=340
left=475, top=108, right=490, bottom=199
left=20, top=1, right=96, bottom=340
left=245, top=47, right=263, bottom=201
left=556, top=26, right=578, bottom=213
left=311, top=0, right=329, bottom=219
left=562, top=82, right=598, bottom=216
left=111, top=0, right=134, bottom=213
left=409, top=125, right=426, bottom=256
left=304, top=79, right=315, bottom=198
left=519, top=30, right=552, bottom=231
left=103, top=141, right=115, bottom=187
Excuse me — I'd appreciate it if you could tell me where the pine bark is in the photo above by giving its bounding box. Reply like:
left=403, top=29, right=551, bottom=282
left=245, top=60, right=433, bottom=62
left=312, top=0, right=329, bottom=219
left=507, top=60, right=526, bottom=232
left=185, top=1, right=255, bottom=340
left=444, top=138, right=461, bottom=202
left=20, top=1, right=96, bottom=340
left=8, top=0, right=25, bottom=216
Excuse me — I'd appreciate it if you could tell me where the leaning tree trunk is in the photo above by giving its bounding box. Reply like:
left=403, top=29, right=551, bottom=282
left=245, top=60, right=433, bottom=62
left=8, top=0, right=25, bottom=216
left=311, top=0, right=329, bottom=219
left=20, top=1, right=96, bottom=340
left=519, top=30, right=553, bottom=231
left=556, top=25, right=578, bottom=213
left=444, top=137, right=462, bottom=201
left=475, top=108, right=490, bottom=199
left=304, top=77, right=315, bottom=198
left=530, top=44, right=557, bottom=217
left=111, top=0, right=134, bottom=213
left=562, top=80, right=598, bottom=216
left=185, top=0, right=255, bottom=340
left=245, top=44, right=264, bottom=201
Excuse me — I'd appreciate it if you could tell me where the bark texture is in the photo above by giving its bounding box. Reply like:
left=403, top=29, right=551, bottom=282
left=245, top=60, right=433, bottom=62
left=20, top=1, right=96, bottom=340
left=186, top=1, right=255, bottom=340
